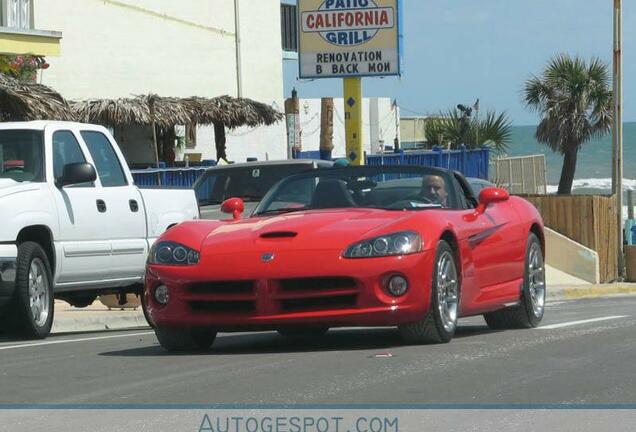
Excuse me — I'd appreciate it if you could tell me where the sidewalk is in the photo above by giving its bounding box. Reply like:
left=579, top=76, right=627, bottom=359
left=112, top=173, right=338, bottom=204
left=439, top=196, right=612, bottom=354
left=49, top=283, right=636, bottom=335
left=52, top=300, right=148, bottom=334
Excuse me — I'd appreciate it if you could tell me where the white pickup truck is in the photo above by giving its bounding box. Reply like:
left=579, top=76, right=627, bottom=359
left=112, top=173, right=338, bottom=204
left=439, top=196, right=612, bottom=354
left=0, top=121, right=199, bottom=338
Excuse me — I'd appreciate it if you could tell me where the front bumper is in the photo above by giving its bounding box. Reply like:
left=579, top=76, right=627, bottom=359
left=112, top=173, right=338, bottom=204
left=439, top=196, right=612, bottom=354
left=0, top=244, right=18, bottom=307
left=145, top=249, right=435, bottom=331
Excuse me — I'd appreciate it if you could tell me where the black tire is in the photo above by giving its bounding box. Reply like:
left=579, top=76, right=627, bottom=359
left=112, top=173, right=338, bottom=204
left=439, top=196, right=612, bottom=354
left=154, top=327, right=217, bottom=352
left=277, top=327, right=329, bottom=339
left=484, top=233, right=545, bottom=329
left=6, top=242, right=54, bottom=339
left=399, top=240, right=460, bottom=344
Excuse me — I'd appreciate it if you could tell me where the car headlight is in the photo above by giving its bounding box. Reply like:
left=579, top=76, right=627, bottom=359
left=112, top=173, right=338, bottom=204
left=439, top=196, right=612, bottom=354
left=343, top=231, right=422, bottom=258
left=148, top=241, right=200, bottom=266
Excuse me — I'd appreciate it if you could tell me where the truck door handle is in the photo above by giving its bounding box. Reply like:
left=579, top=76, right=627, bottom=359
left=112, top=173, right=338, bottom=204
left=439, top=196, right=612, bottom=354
left=96, top=200, right=107, bottom=213
left=129, top=199, right=139, bottom=212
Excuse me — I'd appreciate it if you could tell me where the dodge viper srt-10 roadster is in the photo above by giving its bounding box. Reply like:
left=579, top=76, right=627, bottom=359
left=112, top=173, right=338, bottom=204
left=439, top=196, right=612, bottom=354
left=144, top=165, right=546, bottom=351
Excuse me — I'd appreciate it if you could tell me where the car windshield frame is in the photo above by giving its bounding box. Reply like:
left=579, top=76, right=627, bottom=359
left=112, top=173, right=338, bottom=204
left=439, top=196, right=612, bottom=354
left=253, top=165, right=463, bottom=216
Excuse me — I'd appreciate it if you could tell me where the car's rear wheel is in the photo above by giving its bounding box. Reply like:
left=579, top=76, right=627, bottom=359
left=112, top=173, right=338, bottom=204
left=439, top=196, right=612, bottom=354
left=154, top=327, right=217, bottom=352
left=277, top=327, right=329, bottom=339
left=483, top=233, right=545, bottom=329
left=6, top=242, right=55, bottom=339
left=399, top=240, right=460, bottom=344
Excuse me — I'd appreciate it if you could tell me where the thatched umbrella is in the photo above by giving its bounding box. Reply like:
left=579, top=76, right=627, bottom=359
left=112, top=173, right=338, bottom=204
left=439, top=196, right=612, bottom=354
left=71, top=94, right=284, bottom=162
left=0, top=73, right=76, bottom=121
left=71, top=97, right=151, bottom=126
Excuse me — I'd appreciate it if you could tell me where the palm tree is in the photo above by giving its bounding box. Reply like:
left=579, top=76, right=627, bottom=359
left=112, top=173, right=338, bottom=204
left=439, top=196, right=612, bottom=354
left=424, top=108, right=512, bottom=153
left=524, top=54, right=613, bottom=194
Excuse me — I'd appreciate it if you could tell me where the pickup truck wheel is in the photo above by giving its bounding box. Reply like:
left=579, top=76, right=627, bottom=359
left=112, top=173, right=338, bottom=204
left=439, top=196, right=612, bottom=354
left=7, top=242, right=54, bottom=339
left=154, top=327, right=217, bottom=352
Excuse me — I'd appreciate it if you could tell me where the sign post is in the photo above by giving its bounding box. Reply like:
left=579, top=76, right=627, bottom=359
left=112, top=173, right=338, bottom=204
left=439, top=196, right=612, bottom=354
left=298, top=0, right=402, bottom=164
left=343, top=77, right=363, bottom=165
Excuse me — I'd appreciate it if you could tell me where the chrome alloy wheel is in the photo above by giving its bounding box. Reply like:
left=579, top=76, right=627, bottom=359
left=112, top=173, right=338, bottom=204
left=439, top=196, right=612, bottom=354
left=28, top=258, right=50, bottom=328
left=527, top=242, right=545, bottom=318
left=436, top=251, right=459, bottom=332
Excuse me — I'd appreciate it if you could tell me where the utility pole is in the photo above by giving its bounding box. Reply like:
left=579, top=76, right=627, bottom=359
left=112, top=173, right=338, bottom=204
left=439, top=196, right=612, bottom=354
left=613, top=0, right=625, bottom=278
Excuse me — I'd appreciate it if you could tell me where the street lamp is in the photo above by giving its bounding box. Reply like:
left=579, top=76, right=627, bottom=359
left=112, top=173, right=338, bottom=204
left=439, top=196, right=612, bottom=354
left=612, top=0, right=624, bottom=278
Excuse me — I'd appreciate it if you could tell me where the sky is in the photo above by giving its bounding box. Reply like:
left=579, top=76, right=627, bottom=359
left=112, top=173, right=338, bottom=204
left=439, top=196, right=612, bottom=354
left=283, top=0, right=636, bottom=125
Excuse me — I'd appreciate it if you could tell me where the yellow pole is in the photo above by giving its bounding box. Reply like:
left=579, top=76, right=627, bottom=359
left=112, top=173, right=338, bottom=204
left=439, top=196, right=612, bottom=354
left=343, top=78, right=363, bottom=165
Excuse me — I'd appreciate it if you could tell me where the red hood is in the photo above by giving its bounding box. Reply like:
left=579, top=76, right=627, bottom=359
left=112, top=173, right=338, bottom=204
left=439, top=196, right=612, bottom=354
left=198, top=209, right=417, bottom=255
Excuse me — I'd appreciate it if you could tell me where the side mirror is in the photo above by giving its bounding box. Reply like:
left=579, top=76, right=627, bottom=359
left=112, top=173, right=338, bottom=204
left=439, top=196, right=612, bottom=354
left=476, top=187, right=509, bottom=213
left=56, top=163, right=97, bottom=188
left=221, top=197, right=245, bottom=220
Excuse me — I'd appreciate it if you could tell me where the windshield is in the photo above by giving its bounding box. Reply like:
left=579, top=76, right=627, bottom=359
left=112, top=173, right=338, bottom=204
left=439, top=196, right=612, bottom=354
left=254, top=166, right=457, bottom=215
left=194, top=164, right=319, bottom=205
left=0, top=130, right=45, bottom=183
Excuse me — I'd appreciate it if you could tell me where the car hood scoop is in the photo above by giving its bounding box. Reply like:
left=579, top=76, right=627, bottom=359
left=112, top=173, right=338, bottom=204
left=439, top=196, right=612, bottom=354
left=260, top=231, right=298, bottom=239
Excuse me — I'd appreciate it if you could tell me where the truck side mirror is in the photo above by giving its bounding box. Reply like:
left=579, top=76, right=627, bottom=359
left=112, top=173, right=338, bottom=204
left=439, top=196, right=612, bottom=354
left=56, top=163, right=97, bottom=188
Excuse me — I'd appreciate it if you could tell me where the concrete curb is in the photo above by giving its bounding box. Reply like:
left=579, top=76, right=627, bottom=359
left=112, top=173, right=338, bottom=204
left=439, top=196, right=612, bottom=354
left=48, top=284, right=636, bottom=334
left=52, top=303, right=149, bottom=334
left=547, top=283, right=636, bottom=301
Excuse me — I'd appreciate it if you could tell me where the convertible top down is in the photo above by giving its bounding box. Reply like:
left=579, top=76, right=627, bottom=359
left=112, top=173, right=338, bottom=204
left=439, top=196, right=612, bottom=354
left=144, top=165, right=546, bottom=351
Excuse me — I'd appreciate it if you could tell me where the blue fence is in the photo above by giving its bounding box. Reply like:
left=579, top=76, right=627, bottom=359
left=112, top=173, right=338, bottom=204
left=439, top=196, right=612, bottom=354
left=297, top=146, right=490, bottom=179
left=131, top=166, right=209, bottom=188
left=131, top=147, right=489, bottom=188
left=367, top=146, right=489, bottom=179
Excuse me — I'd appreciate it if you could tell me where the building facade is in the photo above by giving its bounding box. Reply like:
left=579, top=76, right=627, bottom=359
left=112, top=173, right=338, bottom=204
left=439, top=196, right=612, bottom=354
left=22, top=0, right=287, bottom=163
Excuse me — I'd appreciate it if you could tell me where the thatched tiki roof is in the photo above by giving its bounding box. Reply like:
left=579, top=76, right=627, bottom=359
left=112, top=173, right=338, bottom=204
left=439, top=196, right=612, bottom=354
left=71, top=94, right=283, bottom=129
left=0, top=73, right=76, bottom=121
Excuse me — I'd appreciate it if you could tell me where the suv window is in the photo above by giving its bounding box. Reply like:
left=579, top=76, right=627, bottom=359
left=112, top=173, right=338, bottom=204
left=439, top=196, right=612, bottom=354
left=81, top=131, right=128, bottom=187
left=0, top=130, right=44, bottom=183
left=53, top=130, right=87, bottom=180
left=194, top=164, right=317, bottom=205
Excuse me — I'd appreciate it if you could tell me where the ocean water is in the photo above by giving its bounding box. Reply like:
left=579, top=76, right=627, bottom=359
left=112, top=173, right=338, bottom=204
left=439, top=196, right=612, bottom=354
left=506, top=123, right=636, bottom=220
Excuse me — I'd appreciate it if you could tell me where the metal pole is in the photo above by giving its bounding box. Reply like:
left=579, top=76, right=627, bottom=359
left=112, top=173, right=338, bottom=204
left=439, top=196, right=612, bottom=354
left=613, top=0, right=625, bottom=278
left=233, top=0, right=243, bottom=97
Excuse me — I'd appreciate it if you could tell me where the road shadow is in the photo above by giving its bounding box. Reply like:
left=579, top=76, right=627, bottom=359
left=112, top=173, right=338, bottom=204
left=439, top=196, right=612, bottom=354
left=99, top=324, right=495, bottom=357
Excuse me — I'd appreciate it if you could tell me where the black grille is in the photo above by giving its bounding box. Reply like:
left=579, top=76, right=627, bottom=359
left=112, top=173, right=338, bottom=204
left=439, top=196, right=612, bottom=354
left=188, top=281, right=254, bottom=295
left=279, top=277, right=356, bottom=292
left=189, top=301, right=255, bottom=314
left=281, top=295, right=357, bottom=312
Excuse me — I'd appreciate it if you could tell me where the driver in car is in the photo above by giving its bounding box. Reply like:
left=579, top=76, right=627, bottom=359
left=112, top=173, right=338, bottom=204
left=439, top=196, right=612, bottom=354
left=419, top=175, right=449, bottom=207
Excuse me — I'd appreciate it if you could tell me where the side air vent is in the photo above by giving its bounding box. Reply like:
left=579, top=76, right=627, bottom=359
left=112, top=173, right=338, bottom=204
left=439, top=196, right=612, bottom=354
left=260, top=231, right=298, bottom=239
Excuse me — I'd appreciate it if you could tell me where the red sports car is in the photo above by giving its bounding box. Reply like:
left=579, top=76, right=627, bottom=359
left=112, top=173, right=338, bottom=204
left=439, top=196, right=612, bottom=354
left=144, top=165, right=546, bottom=351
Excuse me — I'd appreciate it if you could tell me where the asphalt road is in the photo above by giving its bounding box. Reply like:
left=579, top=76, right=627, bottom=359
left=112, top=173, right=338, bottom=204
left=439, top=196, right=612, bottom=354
left=0, top=296, right=635, bottom=405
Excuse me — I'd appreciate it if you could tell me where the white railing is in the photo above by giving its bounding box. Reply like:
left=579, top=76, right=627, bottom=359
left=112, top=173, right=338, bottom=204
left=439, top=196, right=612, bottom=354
left=491, top=154, right=548, bottom=195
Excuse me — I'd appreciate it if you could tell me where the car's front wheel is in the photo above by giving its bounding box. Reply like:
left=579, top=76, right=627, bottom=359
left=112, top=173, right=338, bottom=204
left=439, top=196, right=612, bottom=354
left=154, top=327, right=217, bottom=352
left=483, top=233, right=545, bottom=329
left=6, top=242, right=55, bottom=339
left=399, top=240, right=460, bottom=344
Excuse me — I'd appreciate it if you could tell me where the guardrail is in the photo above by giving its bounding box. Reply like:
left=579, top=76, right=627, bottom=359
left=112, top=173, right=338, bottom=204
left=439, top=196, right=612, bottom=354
left=131, top=166, right=208, bottom=188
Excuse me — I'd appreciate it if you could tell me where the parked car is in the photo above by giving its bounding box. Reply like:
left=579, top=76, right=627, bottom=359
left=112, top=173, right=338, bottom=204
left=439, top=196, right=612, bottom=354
left=193, top=159, right=333, bottom=219
left=0, top=121, right=199, bottom=338
left=144, top=165, right=546, bottom=352
left=466, top=177, right=496, bottom=197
